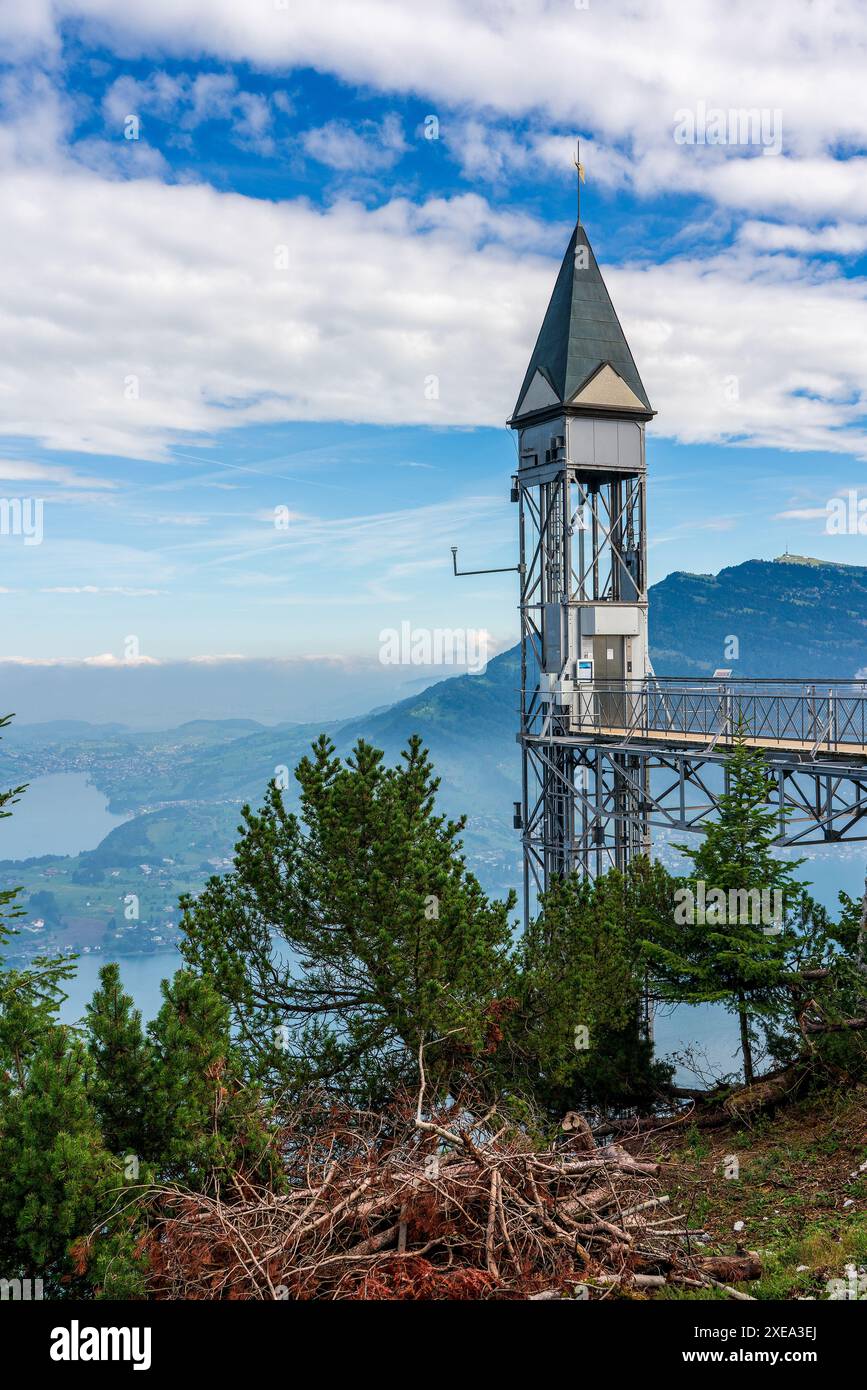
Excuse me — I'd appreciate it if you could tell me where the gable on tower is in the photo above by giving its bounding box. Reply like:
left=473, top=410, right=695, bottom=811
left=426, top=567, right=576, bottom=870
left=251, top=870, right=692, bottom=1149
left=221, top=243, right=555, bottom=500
left=511, top=224, right=652, bottom=422
left=569, top=362, right=647, bottom=411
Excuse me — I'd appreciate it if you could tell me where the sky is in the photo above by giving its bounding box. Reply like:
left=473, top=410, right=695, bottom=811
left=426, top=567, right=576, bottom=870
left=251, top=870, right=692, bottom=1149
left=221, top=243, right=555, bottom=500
left=2, top=0, right=867, bottom=706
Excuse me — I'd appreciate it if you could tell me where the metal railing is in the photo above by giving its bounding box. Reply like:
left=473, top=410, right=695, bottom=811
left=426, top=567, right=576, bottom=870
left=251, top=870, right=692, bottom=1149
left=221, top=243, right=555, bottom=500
left=567, top=678, right=867, bottom=754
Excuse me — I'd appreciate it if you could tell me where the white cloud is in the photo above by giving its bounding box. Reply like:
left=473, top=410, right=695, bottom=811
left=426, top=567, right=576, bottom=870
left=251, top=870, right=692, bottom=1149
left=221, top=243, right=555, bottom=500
left=0, top=66, right=169, bottom=179
left=187, top=653, right=247, bottom=663
left=0, top=460, right=115, bottom=488
left=4, top=13, right=867, bottom=463
left=0, top=0, right=56, bottom=61
left=84, top=653, right=158, bottom=666
left=2, top=155, right=867, bottom=459
left=41, top=585, right=163, bottom=595
left=174, top=495, right=509, bottom=587
left=5, top=3, right=851, bottom=138
left=0, top=652, right=161, bottom=666
left=450, top=125, right=867, bottom=226
left=447, top=124, right=636, bottom=193
left=0, top=165, right=565, bottom=455
left=0, top=69, right=74, bottom=171
left=102, top=71, right=278, bottom=154
left=0, top=651, right=359, bottom=667
left=616, top=248, right=867, bottom=456
left=741, top=221, right=867, bottom=256
left=301, top=112, right=407, bottom=172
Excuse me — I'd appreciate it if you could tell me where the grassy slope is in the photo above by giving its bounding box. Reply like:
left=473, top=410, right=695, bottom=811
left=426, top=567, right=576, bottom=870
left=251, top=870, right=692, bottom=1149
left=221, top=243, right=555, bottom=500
left=651, top=1085, right=867, bottom=1300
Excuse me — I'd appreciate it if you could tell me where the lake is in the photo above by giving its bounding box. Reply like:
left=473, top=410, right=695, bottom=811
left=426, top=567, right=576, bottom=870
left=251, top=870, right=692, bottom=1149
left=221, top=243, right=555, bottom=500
left=60, top=949, right=180, bottom=1026
left=58, top=946, right=743, bottom=1081
left=1, top=771, right=130, bottom=859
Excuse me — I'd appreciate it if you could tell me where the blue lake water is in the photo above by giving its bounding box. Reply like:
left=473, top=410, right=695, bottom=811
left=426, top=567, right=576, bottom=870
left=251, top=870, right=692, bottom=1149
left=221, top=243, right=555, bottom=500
left=56, top=947, right=743, bottom=1083
left=60, top=949, right=179, bottom=1027
left=1, top=772, right=130, bottom=859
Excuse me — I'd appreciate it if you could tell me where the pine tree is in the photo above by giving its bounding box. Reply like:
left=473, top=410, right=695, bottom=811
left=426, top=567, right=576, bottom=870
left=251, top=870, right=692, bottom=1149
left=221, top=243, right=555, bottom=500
left=146, top=969, right=276, bottom=1187
left=85, top=962, right=150, bottom=1156
left=796, top=881, right=867, bottom=1078
left=0, top=1028, right=117, bottom=1282
left=0, top=732, right=142, bottom=1296
left=179, top=735, right=517, bottom=1105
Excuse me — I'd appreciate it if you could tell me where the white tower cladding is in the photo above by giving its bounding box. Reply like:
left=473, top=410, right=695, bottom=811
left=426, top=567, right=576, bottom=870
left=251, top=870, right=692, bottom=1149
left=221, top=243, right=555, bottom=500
left=509, top=222, right=654, bottom=914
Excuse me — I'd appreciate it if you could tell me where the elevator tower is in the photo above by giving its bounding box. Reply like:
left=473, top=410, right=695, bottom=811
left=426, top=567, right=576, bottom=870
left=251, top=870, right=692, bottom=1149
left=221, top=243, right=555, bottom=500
left=509, top=222, right=654, bottom=920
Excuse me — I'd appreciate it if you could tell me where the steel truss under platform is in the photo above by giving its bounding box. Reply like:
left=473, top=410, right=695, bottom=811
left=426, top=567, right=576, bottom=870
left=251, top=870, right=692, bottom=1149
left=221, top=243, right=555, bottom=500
left=520, top=717, right=867, bottom=920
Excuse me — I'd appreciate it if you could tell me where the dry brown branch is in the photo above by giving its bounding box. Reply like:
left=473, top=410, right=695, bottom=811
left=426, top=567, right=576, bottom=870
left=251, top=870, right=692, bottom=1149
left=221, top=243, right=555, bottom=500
left=128, top=1082, right=761, bottom=1301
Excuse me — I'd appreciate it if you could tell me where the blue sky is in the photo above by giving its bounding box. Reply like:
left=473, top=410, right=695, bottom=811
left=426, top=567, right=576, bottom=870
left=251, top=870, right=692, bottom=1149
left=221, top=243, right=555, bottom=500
left=2, top=1, right=867, bottom=686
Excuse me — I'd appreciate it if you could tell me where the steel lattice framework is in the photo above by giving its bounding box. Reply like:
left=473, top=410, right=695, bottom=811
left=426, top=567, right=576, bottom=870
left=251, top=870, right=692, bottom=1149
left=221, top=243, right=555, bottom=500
left=518, top=677, right=867, bottom=927
left=515, top=436, right=655, bottom=919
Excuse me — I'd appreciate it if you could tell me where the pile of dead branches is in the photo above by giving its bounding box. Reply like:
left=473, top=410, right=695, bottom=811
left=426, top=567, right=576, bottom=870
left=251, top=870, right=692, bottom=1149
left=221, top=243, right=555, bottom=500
left=131, top=1067, right=759, bottom=1300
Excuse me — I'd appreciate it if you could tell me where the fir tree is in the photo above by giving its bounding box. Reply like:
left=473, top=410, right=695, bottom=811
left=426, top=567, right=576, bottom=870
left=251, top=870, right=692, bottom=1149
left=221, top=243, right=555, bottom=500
left=645, top=733, right=807, bottom=1084
left=516, top=858, right=676, bottom=1112
left=0, top=1028, right=117, bottom=1281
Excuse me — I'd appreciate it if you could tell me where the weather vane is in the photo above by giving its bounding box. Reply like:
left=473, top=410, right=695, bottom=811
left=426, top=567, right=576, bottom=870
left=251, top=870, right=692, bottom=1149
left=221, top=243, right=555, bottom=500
left=573, top=138, right=585, bottom=224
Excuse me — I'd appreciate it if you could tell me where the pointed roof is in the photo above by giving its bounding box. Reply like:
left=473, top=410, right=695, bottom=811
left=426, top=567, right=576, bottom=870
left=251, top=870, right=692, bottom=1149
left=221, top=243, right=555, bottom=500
left=512, top=223, right=652, bottom=420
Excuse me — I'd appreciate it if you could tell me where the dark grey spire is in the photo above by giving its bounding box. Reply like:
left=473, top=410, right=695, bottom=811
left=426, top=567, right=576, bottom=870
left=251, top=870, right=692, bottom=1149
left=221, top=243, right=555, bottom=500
left=511, top=224, right=652, bottom=420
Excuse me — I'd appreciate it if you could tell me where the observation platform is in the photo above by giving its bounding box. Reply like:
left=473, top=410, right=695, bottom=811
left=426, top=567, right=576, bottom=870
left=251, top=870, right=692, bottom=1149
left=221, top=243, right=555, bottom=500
left=569, top=678, right=867, bottom=761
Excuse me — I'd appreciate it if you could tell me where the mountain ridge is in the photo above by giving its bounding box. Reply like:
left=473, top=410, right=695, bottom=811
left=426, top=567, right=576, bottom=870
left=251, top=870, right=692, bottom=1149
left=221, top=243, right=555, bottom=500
left=649, top=556, right=867, bottom=679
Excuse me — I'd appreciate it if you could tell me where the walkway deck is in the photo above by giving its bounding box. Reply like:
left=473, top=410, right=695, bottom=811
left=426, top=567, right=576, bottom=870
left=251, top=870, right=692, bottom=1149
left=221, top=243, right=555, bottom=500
left=591, top=723, right=867, bottom=759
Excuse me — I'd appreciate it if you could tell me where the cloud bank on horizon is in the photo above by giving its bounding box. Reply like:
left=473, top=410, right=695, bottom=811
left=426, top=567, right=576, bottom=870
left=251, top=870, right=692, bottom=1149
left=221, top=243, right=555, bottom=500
left=1, top=0, right=867, bottom=668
